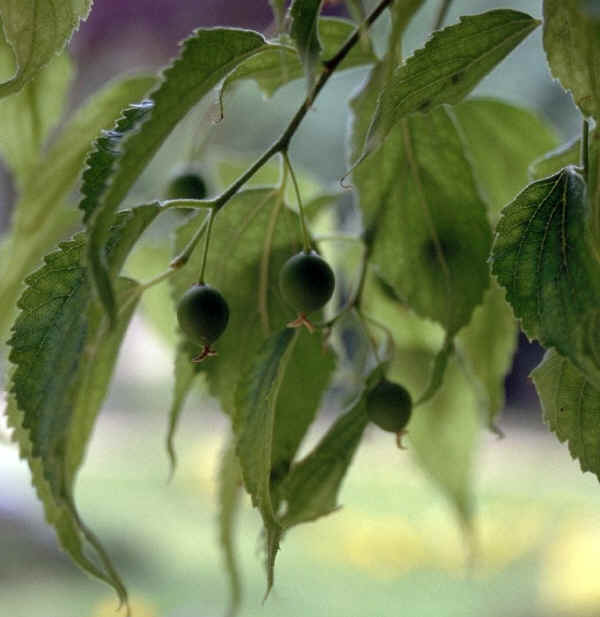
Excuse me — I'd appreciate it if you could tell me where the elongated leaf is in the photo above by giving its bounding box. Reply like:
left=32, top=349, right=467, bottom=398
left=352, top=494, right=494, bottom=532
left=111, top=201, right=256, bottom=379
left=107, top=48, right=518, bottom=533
left=532, top=349, right=600, bottom=479
left=166, top=342, right=203, bottom=475
left=290, top=0, right=323, bottom=93
left=588, top=129, right=600, bottom=252
left=218, top=439, right=243, bottom=617
left=5, top=204, right=159, bottom=602
left=234, top=328, right=296, bottom=592
left=529, top=138, right=580, bottom=181
left=0, top=0, right=92, bottom=97
left=219, top=18, right=375, bottom=106
left=491, top=169, right=600, bottom=387
left=453, top=97, right=558, bottom=219
left=0, top=41, right=72, bottom=188
left=364, top=9, right=539, bottom=153
left=85, top=29, right=270, bottom=325
left=351, top=66, right=492, bottom=337
left=0, top=74, right=156, bottom=338
left=457, top=279, right=517, bottom=424
left=543, top=0, right=600, bottom=119
left=280, top=395, right=368, bottom=528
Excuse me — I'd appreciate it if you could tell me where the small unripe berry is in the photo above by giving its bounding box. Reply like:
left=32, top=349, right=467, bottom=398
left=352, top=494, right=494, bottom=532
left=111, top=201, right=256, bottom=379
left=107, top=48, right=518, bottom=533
left=166, top=169, right=208, bottom=201
left=177, top=284, right=229, bottom=346
left=279, top=251, right=335, bottom=315
left=366, top=379, right=412, bottom=433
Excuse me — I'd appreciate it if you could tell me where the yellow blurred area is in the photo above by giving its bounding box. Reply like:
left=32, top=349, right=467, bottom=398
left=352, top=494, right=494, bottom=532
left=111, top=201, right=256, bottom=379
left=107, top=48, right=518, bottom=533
left=91, top=596, right=158, bottom=617
left=539, top=518, right=600, bottom=612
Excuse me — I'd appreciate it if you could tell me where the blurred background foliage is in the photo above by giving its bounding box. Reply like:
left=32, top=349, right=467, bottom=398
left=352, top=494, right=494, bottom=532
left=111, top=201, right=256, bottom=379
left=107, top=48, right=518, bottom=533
left=0, top=1, right=598, bottom=616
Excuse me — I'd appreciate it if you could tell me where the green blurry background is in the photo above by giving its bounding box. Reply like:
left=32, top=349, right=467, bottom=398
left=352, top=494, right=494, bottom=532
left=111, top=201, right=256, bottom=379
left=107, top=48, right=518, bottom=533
left=1, top=1, right=598, bottom=616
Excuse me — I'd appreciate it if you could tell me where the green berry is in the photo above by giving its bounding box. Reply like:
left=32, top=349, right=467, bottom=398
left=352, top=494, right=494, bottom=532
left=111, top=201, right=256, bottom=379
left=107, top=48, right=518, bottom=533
left=166, top=169, right=208, bottom=201
left=177, top=284, right=229, bottom=345
left=279, top=251, right=335, bottom=314
left=366, top=379, right=412, bottom=433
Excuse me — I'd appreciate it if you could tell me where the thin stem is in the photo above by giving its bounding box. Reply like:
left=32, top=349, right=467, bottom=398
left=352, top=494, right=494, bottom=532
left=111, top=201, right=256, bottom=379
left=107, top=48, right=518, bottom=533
left=433, top=0, right=453, bottom=30
left=160, top=198, right=217, bottom=211
left=582, top=119, right=590, bottom=183
left=170, top=212, right=210, bottom=269
left=283, top=151, right=311, bottom=252
left=199, top=209, right=215, bottom=284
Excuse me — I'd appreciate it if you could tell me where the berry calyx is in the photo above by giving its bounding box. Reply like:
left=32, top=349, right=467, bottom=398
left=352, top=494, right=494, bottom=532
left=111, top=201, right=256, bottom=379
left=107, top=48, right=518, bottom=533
left=366, top=379, right=412, bottom=445
left=279, top=251, right=335, bottom=320
left=166, top=168, right=208, bottom=201
left=176, top=284, right=229, bottom=361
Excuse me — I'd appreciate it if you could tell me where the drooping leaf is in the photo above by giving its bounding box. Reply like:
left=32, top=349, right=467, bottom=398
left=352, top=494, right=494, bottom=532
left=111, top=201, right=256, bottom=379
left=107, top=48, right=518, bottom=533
left=0, top=0, right=92, bottom=97
left=364, top=9, right=540, bottom=153
left=406, top=356, right=480, bottom=528
left=217, top=439, right=243, bottom=617
left=0, top=74, right=156, bottom=338
left=0, top=40, right=72, bottom=188
left=6, top=204, right=159, bottom=603
left=532, top=349, right=600, bottom=479
left=219, top=18, right=375, bottom=106
left=457, top=279, right=518, bottom=424
left=491, top=168, right=600, bottom=388
left=84, top=28, right=270, bottom=325
left=453, top=97, right=558, bottom=220
left=233, top=328, right=296, bottom=593
left=529, top=138, right=580, bottom=181
left=351, top=65, right=492, bottom=338
left=543, top=0, right=600, bottom=119
left=166, top=341, right=204, bottom=475
left=290, top=0, right=324, bottom=94
left=280, top=394, right=368, bottom=529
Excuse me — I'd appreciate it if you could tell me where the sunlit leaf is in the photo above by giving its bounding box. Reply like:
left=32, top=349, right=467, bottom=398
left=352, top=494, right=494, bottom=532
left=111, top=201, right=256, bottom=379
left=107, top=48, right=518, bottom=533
left=0, top=39, right=72, bottom=188
left=0, top=74, right=156, bottom=338
left=0, top=0, right=92, bottom=97
left=364, top=9, right=539, bottom=153
left=532, top=349, right=600, bottom=479
left=351, top=64, right=492, bottom=338
left=453, top=97, right=558, bottom=220
left=217, top=439, right=243, bottom=617
left=543, top=0, right=600, bottom=119
left=529, top=138, right=580, bottom=181
left=492, top=168, right=600, bottom=387
left=290, top=0, right=324, bottom=94
left=84, top=29, right=270, bottom=325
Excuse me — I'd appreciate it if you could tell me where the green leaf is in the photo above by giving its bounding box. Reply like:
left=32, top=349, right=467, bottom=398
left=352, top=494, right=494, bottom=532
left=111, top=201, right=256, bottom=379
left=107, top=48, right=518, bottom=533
left=457, top=279, right=518, bottom=424
left=6, top=205, right=158, bottom=604
left=280, top=394, right=368, bottom=529
left=0, top=0, right=92, bottom=97
left=588, top=129, right=600, bottom=251
left=532, top=349, right=600, bottom=479
left=491, top=168, right=600, bottom=387
left=85, top=29, right=270, bottom=326
left=0, top=74, right=156, bottom=338
left=364, top=9, right=540, bottom=153
left=217, top=439, right=243, bottom=617
left=166, top=341, right=203, bottom=475
left=543, top=0, right=600, bottom=119
left=351, top=67, right=492, bottom=337
left=388, top=0, right=426, bottom=61
left=233, top=328, right=296, bottom=593
left=219, top=18, right=375, bottom=105
left=269, top=0, right=288, bottom=31
left=406, top=356, right=480, bottom=528
left=0, top=40, right=72, bottom=188
left=529, top=138, right=580, bottom=181
left=453, top=97, right=558, bottom=220
left=290, top=0, right=324, bottom=94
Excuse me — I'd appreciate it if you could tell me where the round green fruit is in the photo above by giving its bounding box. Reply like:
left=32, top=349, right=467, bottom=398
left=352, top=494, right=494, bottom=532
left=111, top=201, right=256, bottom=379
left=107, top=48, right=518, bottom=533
left=166, top=170, right=208, bottom=201
left=279, top=251, right=335, bottom=314
left=176, top=284, right=229, bottom=345
left=366, top=379, right=412, bottom=433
